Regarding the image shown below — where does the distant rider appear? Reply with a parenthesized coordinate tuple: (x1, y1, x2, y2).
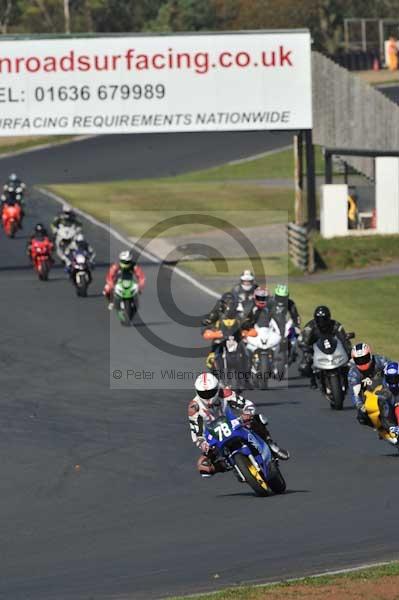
(3, 173, 26, 195)
(348, 342, 391, 428)
(201, 291, 238, 332)
(188, 372, 289, 477)
(201, 292, 241, 369)
(65, 233, 96, 269)
(231, 270, 259, 316)
(1, 184, 25, 226)
(299, 305, 351, 389)
(27, 223, 53, 261)
(103, 250, 145, 310)
(243, 287, 275, 328)
(51, 205, 82, 236)
(270, 284, 301, 328)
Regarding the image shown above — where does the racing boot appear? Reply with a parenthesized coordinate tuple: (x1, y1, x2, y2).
(252, 414, 290, 461)
(310, 373, 318, 389)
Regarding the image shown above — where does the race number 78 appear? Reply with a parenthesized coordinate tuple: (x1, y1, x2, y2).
(214, 422, 232, 441)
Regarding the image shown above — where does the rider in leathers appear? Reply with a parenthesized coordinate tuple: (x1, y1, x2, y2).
(299, 305, 351, 388)
(103, 250, 145, 309)
(188, 373, 289, 476)
(348, 342, 391, 430)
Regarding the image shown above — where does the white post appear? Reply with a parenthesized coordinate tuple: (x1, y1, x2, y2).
(320, 184, 348, 239)
(375, 157, 399, 233)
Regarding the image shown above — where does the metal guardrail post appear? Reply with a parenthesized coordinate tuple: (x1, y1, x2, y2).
(287, 222, 315, 273)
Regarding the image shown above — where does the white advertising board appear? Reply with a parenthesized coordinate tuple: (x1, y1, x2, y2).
(0, 31, 312, 135)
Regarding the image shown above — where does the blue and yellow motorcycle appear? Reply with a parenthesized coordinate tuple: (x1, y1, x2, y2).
(205, 407, 286, 497)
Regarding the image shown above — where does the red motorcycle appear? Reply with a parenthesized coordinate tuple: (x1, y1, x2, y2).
(30, 239, 53, 281)
(2, 202, 22, 238)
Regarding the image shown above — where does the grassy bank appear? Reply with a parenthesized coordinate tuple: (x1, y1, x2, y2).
(171, 562, 399, 600)
(0, 135, 78, 155)
(47, 180, 292, 238)
(173, 146, 324, 182)
(314, 233, 399, 270)
(290, 276, 398, 357)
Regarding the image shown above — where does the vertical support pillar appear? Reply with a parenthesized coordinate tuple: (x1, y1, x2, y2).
(305, 129, 317, 230)
(294, 132, 304, 225)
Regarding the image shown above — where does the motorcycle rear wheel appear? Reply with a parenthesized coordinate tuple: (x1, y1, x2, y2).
(234, 454, 269, 497)
(267, 460, 286, 494)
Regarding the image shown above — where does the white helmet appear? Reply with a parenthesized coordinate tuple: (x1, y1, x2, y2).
(195, 372, 220, 404)
(75, 233, 85, 243)
(240, 270, 255, 292)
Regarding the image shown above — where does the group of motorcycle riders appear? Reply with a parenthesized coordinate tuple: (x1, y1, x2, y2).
(2, 173, 145, 301)
(4, 173, 399, 481)
(191, 271, 399, 477)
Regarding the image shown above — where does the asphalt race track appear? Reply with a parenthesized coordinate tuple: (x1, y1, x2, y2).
(1, 135, 399, 600)
(0, 130, 292, 184)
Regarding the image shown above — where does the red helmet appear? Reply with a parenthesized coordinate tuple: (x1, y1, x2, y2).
(254, 286, 268, 309)
(351, 342, 373, 372)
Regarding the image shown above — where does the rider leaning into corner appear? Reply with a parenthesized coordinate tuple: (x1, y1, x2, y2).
(103, 249, 145, 310)
(299, 305, 351, 389)
(188, 372, 289, 477)
(348, 342, 392, 429)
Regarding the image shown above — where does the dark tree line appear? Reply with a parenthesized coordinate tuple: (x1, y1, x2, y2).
(1, 0, 398, 53)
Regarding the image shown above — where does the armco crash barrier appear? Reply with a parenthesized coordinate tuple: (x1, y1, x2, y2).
(287, 223, 315, 273)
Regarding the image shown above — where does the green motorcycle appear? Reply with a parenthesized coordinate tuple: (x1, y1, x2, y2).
(114, 273, 139, 326)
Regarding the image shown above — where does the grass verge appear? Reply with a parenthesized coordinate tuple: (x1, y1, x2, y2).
(290, 276, 398, 357)
(0, 135, 78, 155)
(314, 233, 399, 270)
(47, 181, 293, 238)
(170, 561, 399, 600)
(182, 256, 301, 279)
(172, 146, 324, 182)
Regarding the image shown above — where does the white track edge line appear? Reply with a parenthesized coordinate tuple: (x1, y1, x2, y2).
(38, 187, 220, 299)
(159, 559, 397, 600)
(226, 144, 292, 166)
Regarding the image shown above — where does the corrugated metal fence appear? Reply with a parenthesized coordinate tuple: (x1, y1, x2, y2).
(312, 51, 399, 179)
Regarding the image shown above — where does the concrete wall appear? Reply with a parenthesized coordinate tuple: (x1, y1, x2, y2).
(375, 157, 399, 233)
(320, 184, 348, 238)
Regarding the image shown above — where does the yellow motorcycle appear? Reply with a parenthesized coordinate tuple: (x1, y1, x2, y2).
(363, 386, 398, 447)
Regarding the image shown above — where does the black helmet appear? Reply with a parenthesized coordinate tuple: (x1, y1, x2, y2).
(34, 223, 47, 239)
(220, 292, 236, 314)
(314, 305, 331, 331)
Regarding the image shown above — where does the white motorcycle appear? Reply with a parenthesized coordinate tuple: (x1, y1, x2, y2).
(312, 333, 354, 410)
(245, 321, 281, 389)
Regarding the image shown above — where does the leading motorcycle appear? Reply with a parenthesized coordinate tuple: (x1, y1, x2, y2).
(204, 406, 286, 497)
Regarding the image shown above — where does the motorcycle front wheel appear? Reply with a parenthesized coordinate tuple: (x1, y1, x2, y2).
(326, 373, 345, 410)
